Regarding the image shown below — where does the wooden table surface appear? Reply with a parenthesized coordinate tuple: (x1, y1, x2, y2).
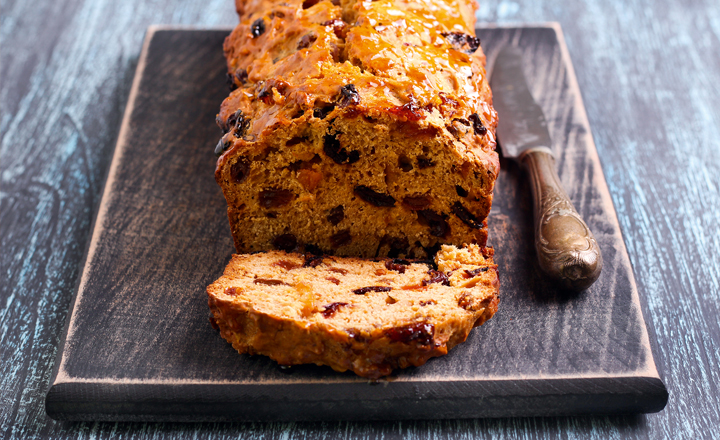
(1, 0, 718, 438)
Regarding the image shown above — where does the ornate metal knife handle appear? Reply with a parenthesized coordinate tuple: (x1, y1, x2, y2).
(520, 147, 603, 291)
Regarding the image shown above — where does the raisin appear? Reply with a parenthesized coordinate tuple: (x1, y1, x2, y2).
(388, 101, 425, 121)
(384, 259, 408, 274)
(402, 195, 432, 211)
(303, 254, 324, 268)
(273, 233, 297, 252)
(464, 267, 489, 278)
(423, 270, 450, 286)
(214, 138, 230, 156)
(354, 185, 396, 207)
(323, 133, 360, 164)
(417, 157, 434, 168)
(259, 189, 294, 208)
(330, 229, 352, 247)
(327, 205, 344, 225)
(417, 210, 450, 237)
(353, 286, 393, 295)
(326, 276, 341, 285)
(251, 19, 266, 38)
(468, 113, 487, 135)
(273, 259, 302, 270)
(452, 201, 483, 229)
(456, 185, 469, 197)
(226, 72, 237, 91)
(233, 111, 251, 138)
(302, 0, 320, 8)
(384, 322, 434, 345)
(297, 33, 317, 50)
(235, 69, 248, 85)
(328, 267, 349, 275)
(322, 19, 347, 38)
(313, 104, 335, 119)
(224, 287, 240, 296)
(419, 300, 436, 306)
(254, 278, 285, 286)
(230, 159, 250, 183)
(339, 84, 360, 107)
(441, 32, 480, 54)
(321, 302, 349, 318)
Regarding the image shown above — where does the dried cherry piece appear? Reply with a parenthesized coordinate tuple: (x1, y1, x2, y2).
(422, 270, 450, 286)
(402, 195, 432, 211)
(297, 33, 317, 50)
(384, 259, 408, 274)
(353, 286, 393, 295)
(327, 205, 344, 225)
(456, 185, 469, 197)
(452, 202, 483, 229)
(323, 133, 360, 164)
(251, 19, 266, 38)
(339, 84, 360, 107)
(384, 322, 434, 345)
(273, 233, 297, 252)
(468, 113, 487, 135)
(302, 0, 320, 8)
(464, 267, 489, 278)
(230, 159, 250, 183)
(417, 210, 450, 237)
(441, 32, 480, 54)
(303, 254, 324, 268)
(322, 19, 347, 38)
(321, 302, 349, 318)
(354, 185, 396, 207)
(330, 229, 352, 247)
(259, 189, 294, 208)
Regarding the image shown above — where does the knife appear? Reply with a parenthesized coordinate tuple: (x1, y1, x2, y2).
(490, 46, 602, 291)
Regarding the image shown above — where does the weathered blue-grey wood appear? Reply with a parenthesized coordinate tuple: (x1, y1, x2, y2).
(41, 25, 666, 422)
(2, 0, 719, 438)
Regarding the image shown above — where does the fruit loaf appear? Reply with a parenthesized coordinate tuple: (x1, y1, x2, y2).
(207, 244, 499, 378)
(214, 0, 499, 259)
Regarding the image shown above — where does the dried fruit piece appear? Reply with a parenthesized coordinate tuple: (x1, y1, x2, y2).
(464, 267, 489, 278)
(327, 205, 344, 225)
(328, 267, 349, 275)
(339, 84, 360, 107)
(387, 101, 425, 121)
(273, 234, 297, 252)
(313, 104, 335, 119)
(302, 0, 320, 8)
(273, 260, 301, 270)
(224, 287, 240, 296)
(321, 302, 349, 318)
(297, 33, 317, 50)
(423, 270, 450, 286)
(384, 322, 434, 345)
(323, 133, 360, 164)
(468, 113, 487, 135)
(353, 286, 393, 295)
(441, 32, 480, 54)
(322, 19, 347, 38)
(251, 19, 266, 38)
(455, 185, 469, 197)
(326, 276, 341, 285)
(402, 195, 432, 211)
(354, 185, 396, 207)
(303, 254, 324, 268)
(226, 73, 238, 91)
(452, 202, 483, 229)
(330, 229, 352, 247)
(254, 278, 286, 286)
(259, 189, 294, 208)
(417, 210, 450, 237)
(419, 300, 436, 306)
(384, 259, 408, 274)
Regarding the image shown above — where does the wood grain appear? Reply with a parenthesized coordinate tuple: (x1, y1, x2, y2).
(1, 0, 719, 438)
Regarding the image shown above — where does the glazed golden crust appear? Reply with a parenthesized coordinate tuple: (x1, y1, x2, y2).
(215, 0, 499, 258)
(207, 244, 499, 378)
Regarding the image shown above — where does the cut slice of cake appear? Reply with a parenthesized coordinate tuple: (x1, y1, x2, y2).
(207, 244, 499, 379)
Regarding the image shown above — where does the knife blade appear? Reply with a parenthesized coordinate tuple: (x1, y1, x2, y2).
(490, 46, 602, 291)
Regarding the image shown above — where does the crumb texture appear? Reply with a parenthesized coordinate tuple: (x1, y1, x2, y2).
(207, 244, 499, 378)
(215, 0, 499, 258)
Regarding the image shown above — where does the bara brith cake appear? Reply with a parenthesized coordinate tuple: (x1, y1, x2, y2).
(214, 0, 499, 259)
(207, 244, 499, 378)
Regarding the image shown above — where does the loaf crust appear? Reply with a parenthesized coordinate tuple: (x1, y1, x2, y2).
(207, 244, 499, 378)
(215, 0, 499, 259)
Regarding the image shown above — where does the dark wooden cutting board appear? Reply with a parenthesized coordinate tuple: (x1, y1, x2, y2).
(45, 24, 667, 422)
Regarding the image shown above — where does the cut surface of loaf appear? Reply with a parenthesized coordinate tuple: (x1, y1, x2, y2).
(207, 244, 499, 378)
(215, 0, 499, 259)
